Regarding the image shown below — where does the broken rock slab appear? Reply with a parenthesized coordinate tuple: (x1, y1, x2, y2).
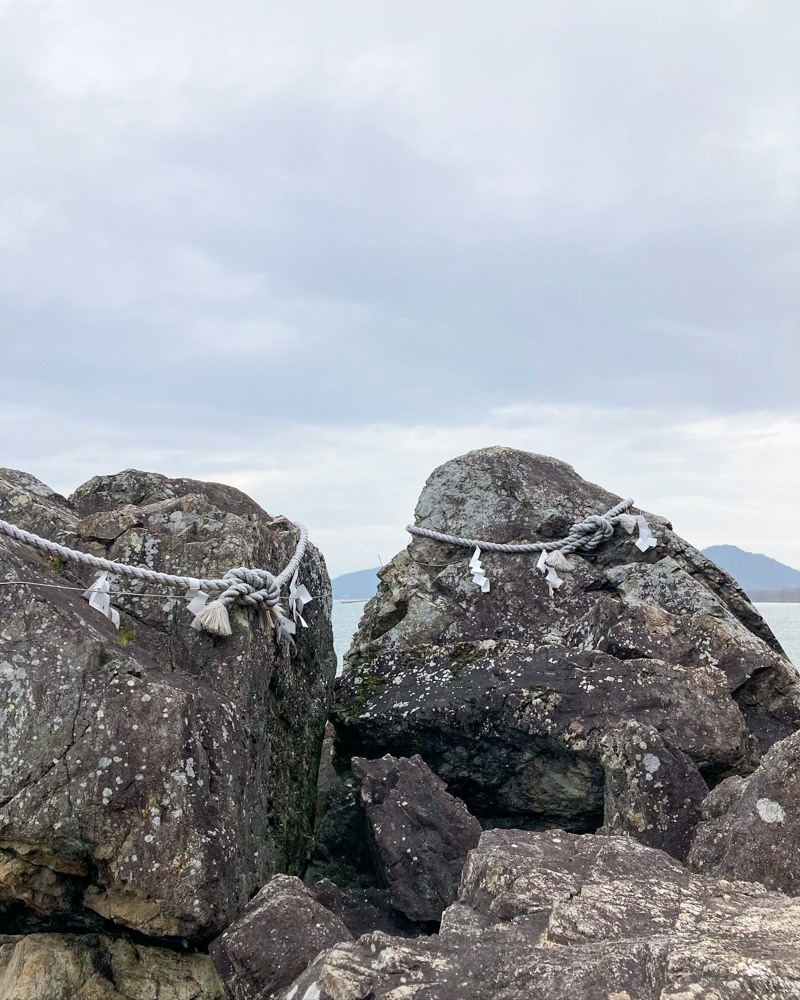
(689, 727, 800, 894)
(0, 469, 336, 941)
(281, 829, 800, 1000)
(351, 754, 482, 922)
(598, 720, 709, 861)
(0, 933, 224, 1000)
(334, 447, 797, 845)
(209, 874, 352, 1000)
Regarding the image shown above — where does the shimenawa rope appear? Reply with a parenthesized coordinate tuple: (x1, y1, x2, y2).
(406, 498, 658, 595)
(0, 516, 310, 638)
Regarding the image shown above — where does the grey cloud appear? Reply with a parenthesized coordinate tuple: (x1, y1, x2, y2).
(0, 0, 798, 571)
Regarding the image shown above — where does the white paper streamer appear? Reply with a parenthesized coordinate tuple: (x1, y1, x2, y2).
(468, 547, 491, 593)
(288, 569, 313, 627)
(634, 515, 658, 552)
(82, 572, 120, 629)
(536, 549, 549, 573)
(185, 578, 210, 630)
(546, 566, 564, 596)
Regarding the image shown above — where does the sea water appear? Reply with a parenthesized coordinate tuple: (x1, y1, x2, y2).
(756, 603, 800, 667)
(332, 600, 800, 673)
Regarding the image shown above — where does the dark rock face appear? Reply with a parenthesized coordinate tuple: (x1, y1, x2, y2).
(334, 448, 798, 844)
(305, 734, 377, 892)
(282, 829, 800, 1000)
(309, 879, 423, 939)
(0, 933, 224, 999)
(209, 874, 352, 1000)
(598, 720, 709, 861)
(689, 728, 800, 893)
(351, 754, 481, 922)
(0, 469, 336, 943)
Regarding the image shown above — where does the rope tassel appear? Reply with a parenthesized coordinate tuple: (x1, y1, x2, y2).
(191, 599, 232, 636)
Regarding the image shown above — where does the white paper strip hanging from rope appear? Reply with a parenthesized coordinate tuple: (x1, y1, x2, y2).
(82, 572, 120, 629)
(288, 569, 313, 627)
(468, 547, 490, 592)
(635, 516, 658, 551)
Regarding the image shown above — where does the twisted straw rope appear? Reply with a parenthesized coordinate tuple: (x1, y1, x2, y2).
(0, 516, 308, 613)
(406, 498, 635, 555)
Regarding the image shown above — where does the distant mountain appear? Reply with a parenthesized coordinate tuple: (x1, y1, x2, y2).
(702, 545, 800, 593)
(331, 567, 381, 599)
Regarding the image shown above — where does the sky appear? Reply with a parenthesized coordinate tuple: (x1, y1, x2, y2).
(1, 0, 799, 576)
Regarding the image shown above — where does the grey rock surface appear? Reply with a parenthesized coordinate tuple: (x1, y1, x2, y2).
(0, 469, 336, 941)
(598, 720, 708, 860)
(351, 754, 482, 922)
(334, 448, 798, 842)
(209, 874, 352, 1000)
(689, 728, 800, 893)
(0, 932, 224, 999)
(282, 829, 800, 1000)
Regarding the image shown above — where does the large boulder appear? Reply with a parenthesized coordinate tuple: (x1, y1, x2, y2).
(0, 469, 336, 941)
(351, 754, 481, 922)
(597, 720, 709, 861)
(209, 874, 352, 1000)
(283, 829, 800, 1000)
(334, 448, 798, 842)
(0, 933, 224, 999)
(689, 728, 800, 893)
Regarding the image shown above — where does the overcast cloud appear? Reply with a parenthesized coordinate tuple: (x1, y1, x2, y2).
(1, 0, 798, 574)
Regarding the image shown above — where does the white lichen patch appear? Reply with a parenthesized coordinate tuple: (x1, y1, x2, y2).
(643, 753, 661, 774)
(755, 798, 785, 824)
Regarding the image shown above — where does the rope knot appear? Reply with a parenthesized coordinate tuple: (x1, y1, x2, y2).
(567, 514, 615, 552)
(218, 567, 280, 610)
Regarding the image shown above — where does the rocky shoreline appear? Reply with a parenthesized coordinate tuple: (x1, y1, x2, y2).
(2, 449, 800, 998)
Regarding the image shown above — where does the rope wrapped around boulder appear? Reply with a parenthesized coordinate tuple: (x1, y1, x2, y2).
(406, 498, 657, 596)
(0, 516, 308, 638)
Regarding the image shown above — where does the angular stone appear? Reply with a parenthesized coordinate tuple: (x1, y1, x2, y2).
(336, 639, 753, 830)
(282, 829, 800, 1000)
(309, 879, 424, 939)
(0, 469, 336, 940)
(0, 933, 224, 999)
(305, 733, 377, 890)
(209, 875, 352, 1000)
(351, 754, 482, 922)
(689, 728, 800, 894)
(334, 448, 797, 845)
(598, 720, 708, 860)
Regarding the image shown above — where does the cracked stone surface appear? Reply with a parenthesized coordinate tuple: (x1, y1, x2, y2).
(351, 754, 481, 922)
(334, 447, 798, 845)
(209, 874, 352, 1000)
(0, 468, 336, 942)
(0, 932, 224, 999)
(689, 728, 800, 894)
(281, 829, 800, 1000)
(598, 720, 709, 861)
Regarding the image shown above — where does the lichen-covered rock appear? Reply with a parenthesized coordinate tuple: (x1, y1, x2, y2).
(334, 448, 797, 841)
(598, 720, 708, 860)
(0, 469, 336, 941)
(0, 932, 224, 999)
(281, 829, 800, 1000)
(351, 754, 481, 922)
(688, 728, 800, 893)
(209, 874, 352, 1000)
